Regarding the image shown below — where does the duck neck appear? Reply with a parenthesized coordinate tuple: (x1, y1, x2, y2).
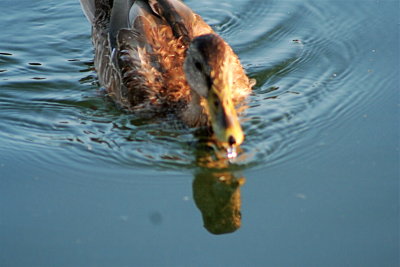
(180, 89, 209, 127)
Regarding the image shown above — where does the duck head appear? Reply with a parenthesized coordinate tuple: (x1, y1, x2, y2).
(184, 34, 244, 150)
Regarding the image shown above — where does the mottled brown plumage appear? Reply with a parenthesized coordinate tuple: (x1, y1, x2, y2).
(80, 0, 254, 147)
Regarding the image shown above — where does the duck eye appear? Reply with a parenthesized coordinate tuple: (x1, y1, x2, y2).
(194, 61, 203, 72)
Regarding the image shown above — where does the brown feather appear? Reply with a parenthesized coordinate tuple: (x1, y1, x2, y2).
(88, 0, 253, 124)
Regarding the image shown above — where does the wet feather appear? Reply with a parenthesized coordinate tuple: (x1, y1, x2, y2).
(81, 0, 253, 126)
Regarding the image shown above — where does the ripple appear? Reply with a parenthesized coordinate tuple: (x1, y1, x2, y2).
(210, 0, 397, 168)
(0, 0, 396, 175)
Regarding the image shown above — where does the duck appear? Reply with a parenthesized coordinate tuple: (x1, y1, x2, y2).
(80, 0, 254, 150)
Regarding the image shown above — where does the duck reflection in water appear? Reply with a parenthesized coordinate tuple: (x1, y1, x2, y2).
(193, 168, 245, 235)
(192, 146, 246, 235)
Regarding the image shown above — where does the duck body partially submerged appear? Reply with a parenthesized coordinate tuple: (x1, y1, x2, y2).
(80, 0, 253, 148)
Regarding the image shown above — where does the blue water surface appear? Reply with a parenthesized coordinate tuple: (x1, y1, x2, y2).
(0, 0, 398, 266)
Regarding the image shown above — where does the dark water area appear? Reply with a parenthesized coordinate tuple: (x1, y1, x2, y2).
(0, 0, 398, 266)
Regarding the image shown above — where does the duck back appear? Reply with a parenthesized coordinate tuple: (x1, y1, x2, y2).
(80, 0, 252, 121)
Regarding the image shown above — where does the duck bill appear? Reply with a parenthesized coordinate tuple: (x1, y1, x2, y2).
(207, 88, 244, 148)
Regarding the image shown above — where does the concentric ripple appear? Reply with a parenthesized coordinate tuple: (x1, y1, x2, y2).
(0, 0, 397, 175)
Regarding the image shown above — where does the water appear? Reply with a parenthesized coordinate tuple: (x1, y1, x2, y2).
(0, 0, 398, 266)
